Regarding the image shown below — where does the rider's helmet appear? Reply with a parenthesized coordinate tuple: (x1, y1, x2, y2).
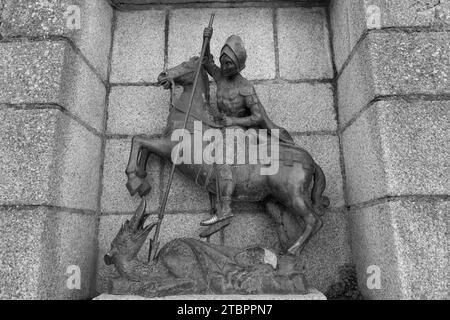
(220, 35, 247, 72)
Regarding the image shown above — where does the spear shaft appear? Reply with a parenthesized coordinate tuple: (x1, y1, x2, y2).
(148, 13, 216, 262)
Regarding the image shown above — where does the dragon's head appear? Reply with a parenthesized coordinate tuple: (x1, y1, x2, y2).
(104, 199, 156, 267)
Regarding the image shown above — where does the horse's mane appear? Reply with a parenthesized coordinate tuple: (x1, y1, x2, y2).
(185, 56, 211, 107)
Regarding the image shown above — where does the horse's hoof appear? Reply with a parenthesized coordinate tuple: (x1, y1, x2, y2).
(137, 179, 152, 197)
(126, 174, 142, 196)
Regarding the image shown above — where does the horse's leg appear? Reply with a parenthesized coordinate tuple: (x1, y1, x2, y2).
(125, 137, 145, 196)
(286, 192, 318, 256)
(136, 148, 150, 178)
(133, 147, 158, 196)
(265, 201, 302, 253)
(126, 136, 173, 196)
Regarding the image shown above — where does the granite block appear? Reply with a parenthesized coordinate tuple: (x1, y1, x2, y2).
(0, 0, 113, 79)
(0, 108, 101, 211)
(330, 0, 368, 72)
(255, 82, 336, 133)
(278, 7, 333, 80)
(110, 10, 165, 83)
(343, 100, 450, 205)
(350, 199, 449, 299)
(169, 8, 275, 80)
(0, 40, 107, 132)
(107, 86, 169, 136)
(338, 32, 450, 127)
(0, 207, 97, 300)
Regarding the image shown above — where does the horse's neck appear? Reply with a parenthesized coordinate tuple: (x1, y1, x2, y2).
(171, 82, 208, 119)
(181, 83, 207, 105)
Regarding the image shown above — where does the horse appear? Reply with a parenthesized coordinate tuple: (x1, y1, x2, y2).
(124, 56, 330, 255)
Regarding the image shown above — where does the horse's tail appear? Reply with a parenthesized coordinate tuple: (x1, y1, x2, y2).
(311, 162, 330, 216)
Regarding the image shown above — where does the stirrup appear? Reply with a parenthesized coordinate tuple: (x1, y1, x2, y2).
(200, 213, 234, 226)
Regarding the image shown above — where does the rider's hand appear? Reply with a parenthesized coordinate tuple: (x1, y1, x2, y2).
(203, 27, 213, 39)
(223, 116, 234, 127)
(162, 81, 172, 90)
(202, 54, 211, 65)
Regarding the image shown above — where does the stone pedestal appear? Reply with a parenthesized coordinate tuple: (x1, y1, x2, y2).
(94, 289, 326, 300)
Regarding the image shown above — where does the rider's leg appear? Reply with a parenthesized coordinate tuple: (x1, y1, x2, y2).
(208, 192, 217, 216)
(204, 192, 218, 239)
(200, 165, 234, 226)
(218, 165, 235, 218)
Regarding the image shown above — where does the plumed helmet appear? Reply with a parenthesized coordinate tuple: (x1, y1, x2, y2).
(220, 35, 247, 72)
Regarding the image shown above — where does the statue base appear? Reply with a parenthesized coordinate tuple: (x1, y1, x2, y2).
(94, 289, 326, 300)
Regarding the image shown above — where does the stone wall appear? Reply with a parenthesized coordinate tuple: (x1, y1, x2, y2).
(96, 3, 352, 295)
(1, 0, 351, 299)
(330, 0, 449, 300)
(3, 0, 447, 300)
(0, 0, 112, 299)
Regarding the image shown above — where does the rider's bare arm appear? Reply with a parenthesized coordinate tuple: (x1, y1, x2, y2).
(228, 88, 264, 127)
(229, 105, 263, 127)
(203, 45, 222, 81)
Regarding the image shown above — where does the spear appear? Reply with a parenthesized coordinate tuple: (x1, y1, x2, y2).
(148, 13, 216, 262)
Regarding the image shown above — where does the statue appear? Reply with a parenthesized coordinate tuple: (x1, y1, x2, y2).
(125, 49, 329, 252)
(105, 15, 329, 297)
(126, 17, 329, 257)
(106, 14, 331, 297)
(104, 199, 309, 297)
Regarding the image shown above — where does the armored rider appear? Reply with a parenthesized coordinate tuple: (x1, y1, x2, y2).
(200, 27, 294, 226)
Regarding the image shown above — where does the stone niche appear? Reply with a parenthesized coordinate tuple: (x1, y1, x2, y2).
(96, 0, 350, 299)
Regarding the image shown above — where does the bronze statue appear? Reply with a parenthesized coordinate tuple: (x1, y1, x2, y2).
(105, 15, 332, 297)
(104, 199, 309, 297)
(125, 55, 329, 256)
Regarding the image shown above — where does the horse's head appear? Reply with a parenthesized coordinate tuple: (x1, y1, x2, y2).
(104, 199, 156, 267)
(157, 56, 208, 89)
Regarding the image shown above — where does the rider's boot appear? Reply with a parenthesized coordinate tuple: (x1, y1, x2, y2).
(220, 196, 234, 219)
(200, 196, 234, 226)
(200, 166, 234, 226)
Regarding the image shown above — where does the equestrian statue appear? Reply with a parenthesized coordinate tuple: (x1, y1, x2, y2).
(104, 13, 331, 298)
(123, 15, 330, 259)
